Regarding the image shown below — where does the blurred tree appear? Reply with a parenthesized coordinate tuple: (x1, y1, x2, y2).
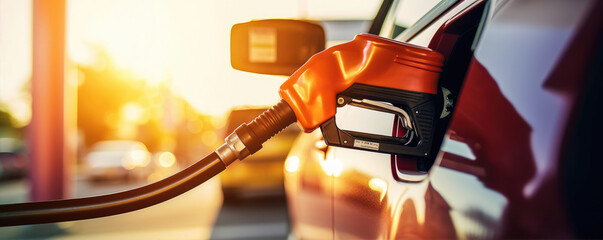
(137, 118, 166, 152)
(77, 48, 148, 147)
(0, 108, 12, 128)
(173, 99, 211, 165)
(0, 107, 22, 139)
(76, 47, 217, 160)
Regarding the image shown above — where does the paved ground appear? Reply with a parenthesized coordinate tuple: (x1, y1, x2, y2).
(0, 176, 290, 240)
(211, 195, 290, 240)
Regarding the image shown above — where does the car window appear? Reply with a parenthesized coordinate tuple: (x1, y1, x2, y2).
(395, 0, 442, 37)
(379, 0, 457, 41)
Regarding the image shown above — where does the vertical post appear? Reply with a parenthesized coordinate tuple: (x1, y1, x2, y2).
(29, 0, 71, 201)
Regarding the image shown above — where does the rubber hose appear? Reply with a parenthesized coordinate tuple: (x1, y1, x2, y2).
(0, 100, 297, 227)
(0, 152, 225, 226)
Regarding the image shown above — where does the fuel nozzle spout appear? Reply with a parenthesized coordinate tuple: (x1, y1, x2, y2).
(216, 100, 297, 166)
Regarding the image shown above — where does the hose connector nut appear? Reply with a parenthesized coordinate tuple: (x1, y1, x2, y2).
(216, 100, 296, 166)
(225, 132, 250, 159)
(216, 123, 261, 166)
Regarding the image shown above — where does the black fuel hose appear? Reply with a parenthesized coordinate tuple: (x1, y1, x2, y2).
(0, 100, 296, 227)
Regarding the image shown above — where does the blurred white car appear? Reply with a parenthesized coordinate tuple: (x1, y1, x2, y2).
(84, 140, 151, 181)
(0, 137, 27, 180)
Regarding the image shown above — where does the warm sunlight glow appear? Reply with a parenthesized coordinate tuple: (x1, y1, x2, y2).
(67, 0, 289, 115)
(0, 0, 32, 127)
(122, 159, 136, 170)
(66, 0, 381, 116)
(285, 156, 300, 173)
(158, 152, 176, 168)
(69, 0, 178, 85)
(202, 131, 218, 147)
(130, 149, 150, 167)
(368, 178, 388, 202)
(122, 103, 144, 123)
(320, 157, 343, 177)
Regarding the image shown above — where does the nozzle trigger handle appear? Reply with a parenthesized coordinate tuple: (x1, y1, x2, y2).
(319, 83, 438, 157)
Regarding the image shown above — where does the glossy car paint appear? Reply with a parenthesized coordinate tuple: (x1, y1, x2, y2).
(444, 0, 599, 237)
(284, 0, 602, 238)
(285, 130, 333, 237)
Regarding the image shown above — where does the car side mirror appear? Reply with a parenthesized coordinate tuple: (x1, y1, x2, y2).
(230, 19, 326, 76)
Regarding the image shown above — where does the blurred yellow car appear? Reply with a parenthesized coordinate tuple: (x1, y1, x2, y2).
(220, 107, 300, 200)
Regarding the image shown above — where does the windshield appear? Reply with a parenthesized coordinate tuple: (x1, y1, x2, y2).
(378, 0, 452, 41)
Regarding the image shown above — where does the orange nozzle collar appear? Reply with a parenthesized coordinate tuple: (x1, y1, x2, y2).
(279, 34, 444, 132)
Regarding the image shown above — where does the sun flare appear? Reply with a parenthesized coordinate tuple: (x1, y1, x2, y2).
(66, 0, 381, 115)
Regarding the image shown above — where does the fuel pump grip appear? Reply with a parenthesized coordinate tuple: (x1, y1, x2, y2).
(0, 34, 444, 226)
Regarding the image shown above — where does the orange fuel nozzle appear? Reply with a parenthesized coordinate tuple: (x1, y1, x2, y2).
(279, 34, 444, 133)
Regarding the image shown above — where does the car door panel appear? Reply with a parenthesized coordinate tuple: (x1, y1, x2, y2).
(285, 130, 334, 238)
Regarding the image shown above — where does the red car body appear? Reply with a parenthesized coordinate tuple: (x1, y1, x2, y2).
(284, 0, 603, 238)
